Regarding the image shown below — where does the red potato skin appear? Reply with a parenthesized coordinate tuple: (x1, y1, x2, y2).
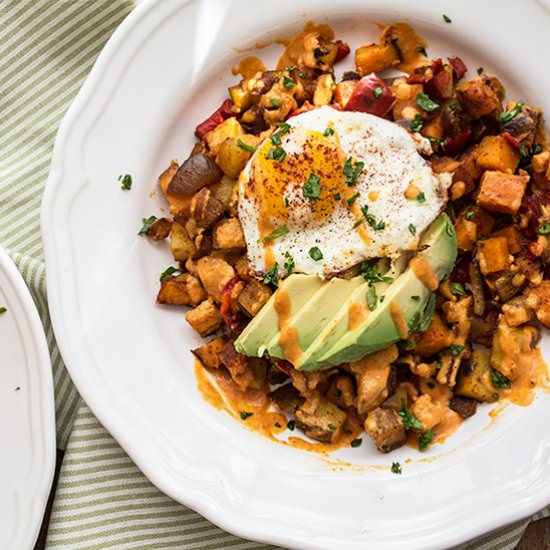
(448, 57, 467, 80)
(443, 128, 472, 155)
(343, 73, 395, 117)
(195, 99, 235, 140)
(425, 66, 453, 98)
(334, 40, 351, 62)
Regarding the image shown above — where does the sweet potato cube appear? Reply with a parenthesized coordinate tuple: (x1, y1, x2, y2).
(475, 135, 520, 173)
(158, 160, 193, 214)
(170, 222, 196, 261)
(455, 218, 477, 253)
(492, 225, 522, 254)
(196, 256, 235, 302)
(355, 43, 399, 75)
(477, 171, 529, 215)
(192, 337, 227, 369)
(213, 218, 246, 250)
(157, 278, 190, 306)
(414, 313, 454, 356)
(204, 117, 243, 156)
(333, 80, 357, 109)
(185, 299, 222, 336)
(477, 237, 510, 275)
(238, 279, 273, 317)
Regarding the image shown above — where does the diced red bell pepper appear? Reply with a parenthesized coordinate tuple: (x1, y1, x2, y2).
(344, 73, 395, 117)
(452, 254, 472, 284)
(501, 131, 521, 151)
(194, 99, 235, 140)
(431, 58, 444, 75)
(448, 56, 467, 80)
(220, 276, 244, 332)
(442, 128, 472, 155)
(407, 72, 428, 84)
(334, 40, 351, 62)
(288, 100, 316, 118)
(424, 65, 454, 99)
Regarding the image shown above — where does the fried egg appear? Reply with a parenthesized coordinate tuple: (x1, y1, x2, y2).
(238, 105, 451, 277)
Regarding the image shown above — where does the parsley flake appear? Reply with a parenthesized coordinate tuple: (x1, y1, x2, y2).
(537, 224, 550, 235)
(408, 223, 416, 236)
(449, 344, 465, 356)
(266, 147, 286, 162)
(450, 282, 467, 296)
(303, 173, 321, 204)
(258, 225, 290, 243)
(347, 192, 360, 206)
(399, 399, 424, 430)
(415, 45, 428, 56)
(477, 67, 484, 75)
(343, 157, 365, 186)
(367, 284, 378, 311)
(350, 438, 362, 448)
(333, 192, 341, 200)
(0, 306, 6, 314)
(283, 251, 295, 275)
(491, 369, 511, 389)
(283, 75, 295, 89)
(373, 86, 383, 98)
(499, 101, 524, 125)
(361, 204, 385, 230)
(442, 14, 452, 23)
(411, 295, 420, 301)
(411, 113, 423, 132)
(118, 174, 132, 190)
(309, 246, 323, 261)
(138, 215, 157, 235)
(416, 191, 426, 203)
(416, 92, 440, 112)
(323, 127, 335, 136)
(287, 419, 296, 431)
(237, 138, 256, 152)
(361, 261, 393, 284)
(263, 263, 280, 287)
(159, 266, 180, 282)
(240, 411, 254, 420)
(465, 210, 475, 220)
(419, 429, 435, 451)
(391, 462, 402, 474)
(269, 98, 281, 107)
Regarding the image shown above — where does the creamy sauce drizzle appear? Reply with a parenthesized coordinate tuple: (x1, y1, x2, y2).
(231, 56, 266, 79)
(410, 256, 439, 291)
(348, 302, 369, 330)
(274, 289, 302, 364)
(390, 301, 409, 339)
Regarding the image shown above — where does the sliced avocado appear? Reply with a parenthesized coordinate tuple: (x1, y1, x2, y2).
(308, 214, 457, 370)
(234, 274, 323, 357)
(266, 276, 365, 360)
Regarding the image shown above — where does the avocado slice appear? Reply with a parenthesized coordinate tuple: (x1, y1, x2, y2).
(266, 275, 365, 360)
(234, 274, 323, 357)
(308, 214, 457, 370)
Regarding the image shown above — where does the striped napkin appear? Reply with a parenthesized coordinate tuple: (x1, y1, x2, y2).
(0, 1, 547, 548)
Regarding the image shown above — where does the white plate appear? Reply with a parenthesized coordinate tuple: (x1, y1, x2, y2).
(42, 1, 550, 549)
(0, 245, 55, 550)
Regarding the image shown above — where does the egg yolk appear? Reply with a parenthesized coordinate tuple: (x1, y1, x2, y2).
(248, 129, 349, 239)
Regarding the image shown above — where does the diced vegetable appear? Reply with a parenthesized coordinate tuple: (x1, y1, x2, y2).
(343, 73, 395, 117)
(477, 237, 510, 275)
(204, 117, 244, 156)
(185, 299, 222, 336)
(354, 43, 399, 76)
(192, 337, 227, 369)
(455, 349, 496, 402)
(170, 222, 196, 261)
(475, 135, 521, 173)
(168, 150, 222, 196)
(195, 99, 235, 140)
(476, 171, 529, 215)
(414, 313, 454, 356)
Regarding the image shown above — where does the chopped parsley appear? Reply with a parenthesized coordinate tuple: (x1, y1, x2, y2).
(237, 138, 256, 152)
(269, 97, 281, 107)
(266, 147, 286, 162)
(352, 219, 364, 229)
(411, 113, 423, 132)
(263, 263, 280, 287)
(258, 225, 289, 243)
(491, 368, 511, 389)
(380, 295, 385, 303)
(465, 210, 476, 220)
(477, 67, 484, 75)
(284, 65, 296, 71)
(298, 71, 308, 77)
(427, 380, 436, 389)
(448, 101, 459, 111)
(303, 173, 321, 204)
(283, 75, 295, 89)
(499, 101, 524, 125)
(419, 429, 435, 451)
(138, 215, 157, 235)
(287, 419, 296, 431)
(284, 197, 289, 208)
(270, 122, 291, 145)
(416, 191, 426, 203)
(532, 143, 543, 155)
(118, 174, 132, 190)
(333, 192, 341, 200)
(373, 86, 383, 98)
(492, 392, 500, 401)
(343, 157, 365, 186)
(283, 251, 295, 275)
(0, 306, 6, 314)
(323, 127, 335, 136)
(399, 399, 424, 430)
(367, 284, 378, 311)
(328, 423, 337, 431)
(309, 246, 323, 261)
(416, 92, 440, 112)
(415, 45, 428, 56)
(361, 260, 393, 284)
(391, 461, 402, 474)
(449, 344, 465, 356)
(159, 266, 180, 282)
(347, 192, 360, 206)
(361, 204, 385, 230)
(536, 223, 550, 235)
(275, 422, 282, 428)
(398, 339, 416, 351)
(350, 438, 362, 448)
(240, 411, 254, 420)
(411, 295, 420, 301)
(450, 282, 467, 296)
(408, 223, 416, 236)
(442, 14, 452, 23)
(520, 142, 529, 158)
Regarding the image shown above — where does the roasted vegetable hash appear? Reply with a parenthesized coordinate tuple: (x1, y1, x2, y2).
(143, 22, 549, 455)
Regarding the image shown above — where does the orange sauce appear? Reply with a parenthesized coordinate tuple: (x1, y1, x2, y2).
(348, 302, 369, 330)
(231, 55, 266, 79)
(264, 247, 276, 270)
(390, 301, 408, 339)
(410, 256, 439, 291)
(277, 22, 335, 70)
(274, 289, 302, 364)
(378, 22, 427, 73)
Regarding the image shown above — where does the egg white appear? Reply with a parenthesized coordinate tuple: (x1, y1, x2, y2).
(238, 106, 451, 277)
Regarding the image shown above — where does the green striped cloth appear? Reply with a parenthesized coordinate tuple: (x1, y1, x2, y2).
(0, 1, 547, 548)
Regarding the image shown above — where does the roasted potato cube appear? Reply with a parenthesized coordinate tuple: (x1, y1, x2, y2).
(190, 187, 225, 229)
(192, 336, 227, 369)
(237, 278, 272, 316)
(355, 43, 399, 76)
(296, 398, 347, 443)
(526, 281, 550, 328)
(159, 161, 192, 214)
(170, 221, 196, 261)
(205, 117, 244, 156)
(193, 233, 213, 259)
(455, 349, 496, 402)
(183, 273, 207, 305)
(449, 396, 477, 419)
(477, 237, 510, 275)
(414, 313, 454, 356)
(313, 73, 335, 106)
(326, 374, 356, 410)
(475, 135, 520, 173)
(454, 218, 477, 253)
(219, 340, 266, 390)
(410, 394, 445, 432)
(456, 77, 501, 118)
(269, 383, 304, 414)
(234, 255, 251, 280)
(168, 150, 222, 196)
(491, 225, 522, 254)
(333, 80, 357, 109)
(215, 136, 257, 178)
(476, 170, 529, 215)
(185, 299, 222, 336)
(210, 176, 236, 211)
(157, 277, 190, 306)
(391, 78, 423, 121)
(145, 217, 171, 241)
(364, 407, 406, 453)
(196, 256, 235, 302)
(213, 218, 246, 250)
(502, 295, 534, 327)
(228, 83, 254, 113)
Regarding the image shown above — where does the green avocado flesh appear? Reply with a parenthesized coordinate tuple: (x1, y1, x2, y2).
(234, 214, 457, 371)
